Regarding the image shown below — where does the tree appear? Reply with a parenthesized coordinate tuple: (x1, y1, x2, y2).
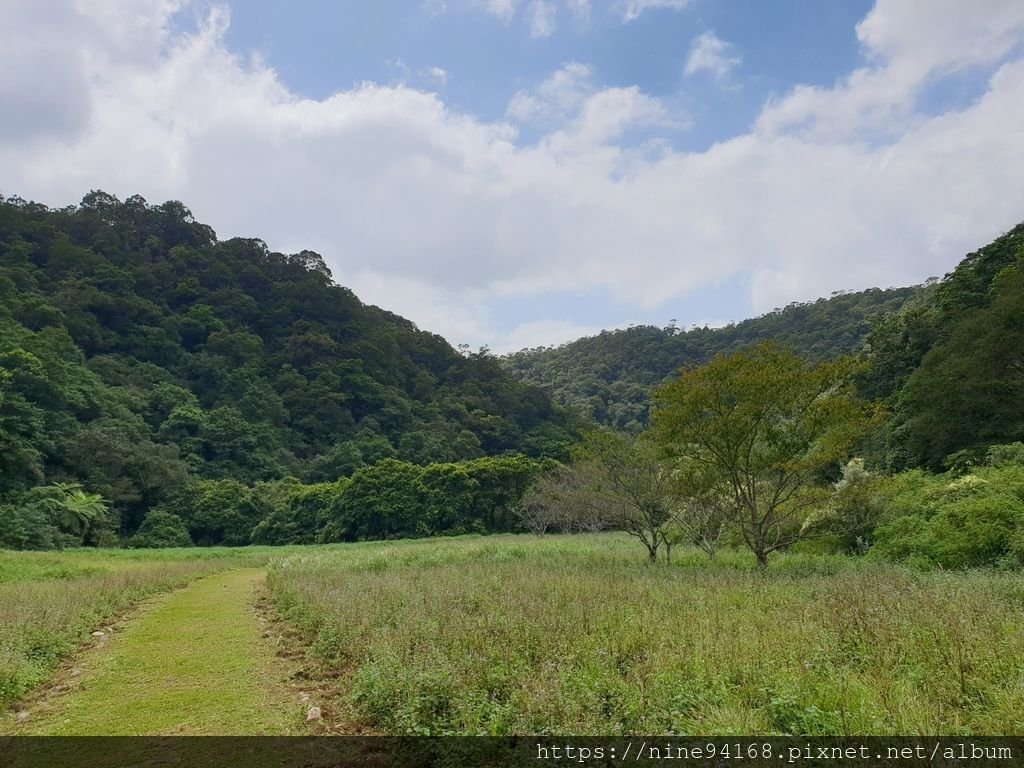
(130, 510, 192, 548)
(415, 463, 478, 535)
(663, 456, 732, 560)
(894, 265, 1024, 470)
(518, 463, 610, 535)
(652, 343, 873, 568)
(829, 458, 884, 554)
(319, 459, 425, 542)
(561, 432, 677, 563)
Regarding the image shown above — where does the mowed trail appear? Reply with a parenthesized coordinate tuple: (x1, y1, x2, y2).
(18, 568, 301, 735)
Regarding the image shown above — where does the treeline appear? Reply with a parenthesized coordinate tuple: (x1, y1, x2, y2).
(0, 192, 577, 547)
(0, 454, 549, 549)
(502, 286, 922, 431)
(858, 222, 1024, 471)
(513, 220, 1024, 570)
(522, 344, 1024, 571)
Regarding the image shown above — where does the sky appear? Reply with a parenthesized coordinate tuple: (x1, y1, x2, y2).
(1, 1, 1023, 353)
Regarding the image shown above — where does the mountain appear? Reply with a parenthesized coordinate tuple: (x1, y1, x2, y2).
(0, 192, 576, 533)
(502, 285, 923, 431)
(862, 222, 1024, 470)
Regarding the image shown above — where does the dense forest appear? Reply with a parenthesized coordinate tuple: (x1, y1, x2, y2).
(502, 285, 923, 431)
(858, 222, 1024, 471)
(2, 189, 1022, 559)
(0, 192, 576, 547)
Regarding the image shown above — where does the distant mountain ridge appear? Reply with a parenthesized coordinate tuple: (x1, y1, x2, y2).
(502, 285, 925, 431)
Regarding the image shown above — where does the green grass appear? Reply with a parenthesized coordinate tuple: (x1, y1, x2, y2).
(0, 545, 299, 707)
(13, 568, 301, 735)
(268, 534, 1024, 735)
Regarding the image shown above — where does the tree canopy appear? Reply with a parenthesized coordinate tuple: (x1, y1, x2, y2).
(0, 191, 577, 542)
(652, 343, 874, 567)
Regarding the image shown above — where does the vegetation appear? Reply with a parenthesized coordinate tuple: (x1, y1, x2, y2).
(12, 569, 302, 735)
(502, 286, 921, 431)
(868, 445, 1024, 569)
(0, 192, 575, 548)
(0, 547, 263, 705)
(269, 534, 1024, 735)
(652, 344, 874, 568)
(861, 223, 1024, 471)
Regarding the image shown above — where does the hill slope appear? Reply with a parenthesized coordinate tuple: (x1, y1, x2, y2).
(502, 285, 923, 430)
(861, 221, 1024, 469)
(0, 192, 575, 533)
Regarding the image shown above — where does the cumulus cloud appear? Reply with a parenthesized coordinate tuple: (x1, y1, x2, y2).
(506, 62, 674, 145)
(506, 62, 594, 123)
(757, 0, 1024, 139)
(1, 0, 1023, 352)
(476, 0, 519, 23)
(684, 32, 741, 80)
(441, 0, 687, 32)
(565, 0, 590, 22)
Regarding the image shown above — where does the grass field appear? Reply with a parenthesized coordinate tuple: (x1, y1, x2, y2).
(267, 534, 1024, 735)
(14, 568, 303, 735)
(2, 535, 1023, 736)
(0, 546, 280, 708)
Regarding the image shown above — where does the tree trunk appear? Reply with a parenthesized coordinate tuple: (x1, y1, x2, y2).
(755, 549, 769, 570)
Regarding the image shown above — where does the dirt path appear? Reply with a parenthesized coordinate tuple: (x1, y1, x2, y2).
(13, 568, 304, 735)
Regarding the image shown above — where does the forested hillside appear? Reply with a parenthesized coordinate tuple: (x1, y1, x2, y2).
(0, 192, 576, 542)
(502, 286, 923, 431)
(861, 222, 1024, 470)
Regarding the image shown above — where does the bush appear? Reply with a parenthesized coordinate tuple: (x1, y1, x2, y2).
(871, 463, 1024, 568)
(0, 503, 59, 550)
(129, 510, 193, 548)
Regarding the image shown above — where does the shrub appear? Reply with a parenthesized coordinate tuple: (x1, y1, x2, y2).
(129, 510, 193, 548)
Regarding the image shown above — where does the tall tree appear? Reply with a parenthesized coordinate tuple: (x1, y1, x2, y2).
(652, 343, 874, 568)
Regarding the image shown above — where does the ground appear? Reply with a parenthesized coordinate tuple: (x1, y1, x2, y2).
(6, 568, 305, 735)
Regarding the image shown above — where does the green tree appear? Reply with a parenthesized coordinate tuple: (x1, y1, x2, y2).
(130, 510, 193, 548)
(319, 459, 425, 542)
(652, 343, 873, 568)
(895, 266, 1024, 470)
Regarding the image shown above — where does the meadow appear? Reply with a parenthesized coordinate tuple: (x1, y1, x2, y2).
(267, 534, 1024, 735)
(2, 535, 1023, 736)
(0, 546, 280, 706)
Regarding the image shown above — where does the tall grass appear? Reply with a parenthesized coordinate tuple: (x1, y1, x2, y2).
(268, 534, 1024, 735)
(0, 546, 274, 706)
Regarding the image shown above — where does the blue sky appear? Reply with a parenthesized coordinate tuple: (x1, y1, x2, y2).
(220, 2, 870, 135)
(2, 0, 1024, 351)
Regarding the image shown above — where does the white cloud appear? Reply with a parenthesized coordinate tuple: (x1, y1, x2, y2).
(506, 62, 594, 123)
(1, 0, 1024, 352)
(421, 66, 449, 86)
(476, 0, 519, 23)
(565, 0, 590, 22)
(617, 0, 693, 22)
(439, 0, 685, 31)
(684, 32, 741, 80)
(507, 62, 674, 143)
(757, 0, 1024, 139)
(526, 0, 557, 38)
(499, 319, 609, 352)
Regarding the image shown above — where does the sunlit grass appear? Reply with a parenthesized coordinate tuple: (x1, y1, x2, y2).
(268, 533, 1024, 735)
(0, 545, 298, 706)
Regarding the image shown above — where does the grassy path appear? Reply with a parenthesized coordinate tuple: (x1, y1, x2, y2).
(15, 568, 302, 735)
